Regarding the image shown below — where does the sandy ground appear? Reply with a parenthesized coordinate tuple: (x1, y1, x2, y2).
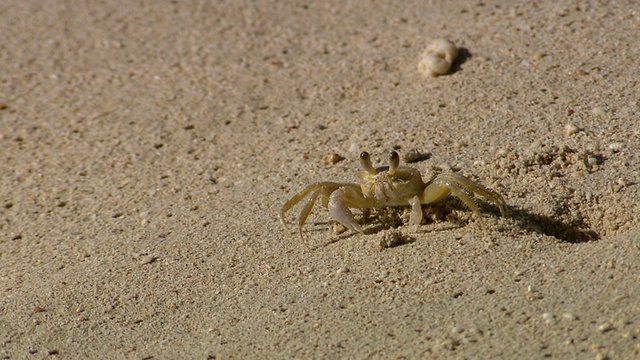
(1, 0, 640, 358)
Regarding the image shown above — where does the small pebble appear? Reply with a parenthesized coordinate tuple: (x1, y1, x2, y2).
(597, 322, 613, 332)
(592, 107, 606, 116)
(438, 337, 460, 350)
(322, 153, 343, 166)
(461, 232, 475, 242)
(141, 254, 157, 265)
(564, 123, 579, 136)
(332, 223, 348, 235)
(532, 52, 546, 60)
(336, 267, 349, 274)
(404, 149, 430, 163)
(513, 270, 524, 277)
(617, 177, 628, 187)
(439, 162, 452, 171)
(379, 230, 412, 250)
(542, 312, 555, 325)
(607, 142, 625, 152)
(496, 148, 510, 157)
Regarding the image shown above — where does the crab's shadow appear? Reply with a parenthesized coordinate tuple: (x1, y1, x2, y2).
(307, 196, 600, 248)
(507, 205, 599, 243)
(310, 208, 467, 249)
(416, 200, 601, 243)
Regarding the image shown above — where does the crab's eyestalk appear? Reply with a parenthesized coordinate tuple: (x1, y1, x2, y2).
(360, 152, 377, 174)
(389, 151, 400, 173)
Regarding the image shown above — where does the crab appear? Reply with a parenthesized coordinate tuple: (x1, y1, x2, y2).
(279, 151, 508, 236)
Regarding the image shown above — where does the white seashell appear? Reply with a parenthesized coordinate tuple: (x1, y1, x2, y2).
(608, 142, 625, 152)
(417, 39, 459, 77)
(418, 54, 451, 76)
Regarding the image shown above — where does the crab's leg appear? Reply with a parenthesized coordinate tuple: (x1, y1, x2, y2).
(420, 173, 508, 219)
(328, 185, 373, 234)
(296, 189, 322, 238)
(279, 182, 346, 227)
(295, 185, 340, 237)
(443, 173, 508, 217)
(420, 176, 481, 219)
(408, 195, 423, 227)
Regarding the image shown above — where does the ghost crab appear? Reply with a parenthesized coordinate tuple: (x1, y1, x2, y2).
(279, 151, 508, 236)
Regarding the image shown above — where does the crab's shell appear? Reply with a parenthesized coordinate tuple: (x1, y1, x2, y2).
(357, 167, 425, 206)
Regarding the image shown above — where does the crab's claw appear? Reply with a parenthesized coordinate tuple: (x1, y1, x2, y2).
(328, 187, 365, 234)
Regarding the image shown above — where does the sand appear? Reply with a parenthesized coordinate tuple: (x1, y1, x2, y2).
(1, 0, 639, 358)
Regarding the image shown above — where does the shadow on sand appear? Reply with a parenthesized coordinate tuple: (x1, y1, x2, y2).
(507, 206, 600, 243)
(307, 201, 600, 248)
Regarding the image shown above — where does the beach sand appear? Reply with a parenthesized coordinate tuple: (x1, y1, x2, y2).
(1, 1, 639, 358)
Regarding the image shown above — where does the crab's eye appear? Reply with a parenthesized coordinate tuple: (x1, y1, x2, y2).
(389, 151, 400, 172)
(360, 151, 377, 174)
